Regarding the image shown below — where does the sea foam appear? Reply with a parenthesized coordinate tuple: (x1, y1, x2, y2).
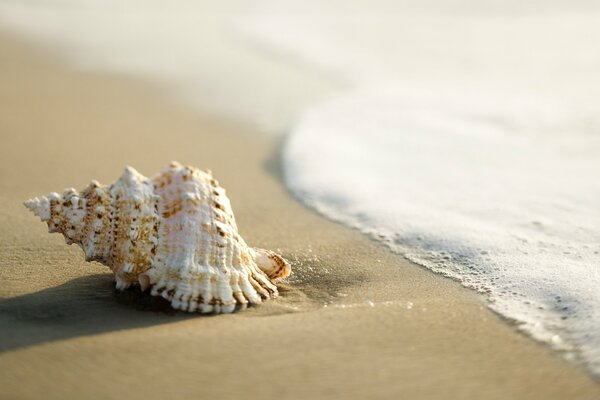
(284, 86, 600, 372)
(240, 3, 600, 374)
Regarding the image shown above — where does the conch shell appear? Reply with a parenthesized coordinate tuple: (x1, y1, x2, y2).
(24, 162, 291, 314)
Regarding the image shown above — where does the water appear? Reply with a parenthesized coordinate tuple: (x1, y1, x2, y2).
(282, 86, 600, 370)
(240, 1, 600, 374)
(1, 0, 600, 376)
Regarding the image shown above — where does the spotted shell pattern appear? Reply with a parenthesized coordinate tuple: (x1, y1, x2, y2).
(24, 162, 291, 314)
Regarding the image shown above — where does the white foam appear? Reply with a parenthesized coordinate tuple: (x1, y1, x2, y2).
(241, 2, 600, 375)
(285, 87, 600, 366)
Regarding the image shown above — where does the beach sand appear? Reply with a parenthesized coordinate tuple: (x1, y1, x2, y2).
(0, 31, 599, 399)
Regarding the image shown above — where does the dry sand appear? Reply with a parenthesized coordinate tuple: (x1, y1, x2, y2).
(0, 31, 599, 400)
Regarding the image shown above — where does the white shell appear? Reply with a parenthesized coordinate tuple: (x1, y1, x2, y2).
(24, 162, 291, 314)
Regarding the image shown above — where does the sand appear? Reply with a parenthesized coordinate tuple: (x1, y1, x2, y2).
(0, 31, 599, 400)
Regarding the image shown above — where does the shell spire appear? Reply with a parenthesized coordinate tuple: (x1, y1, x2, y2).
(24, 163, 291, 314)
(24, 196, 52, 221)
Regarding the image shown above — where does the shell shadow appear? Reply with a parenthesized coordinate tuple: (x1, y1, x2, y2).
(0, 273, 194, 354)
(0, 263, 350, 353)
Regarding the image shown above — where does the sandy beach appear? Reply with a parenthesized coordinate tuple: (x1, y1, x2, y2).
(1, 31, 599, 400)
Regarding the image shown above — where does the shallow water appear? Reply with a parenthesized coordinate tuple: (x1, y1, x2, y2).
(240, 1, 600, 375)
(282, 86, 600, 372)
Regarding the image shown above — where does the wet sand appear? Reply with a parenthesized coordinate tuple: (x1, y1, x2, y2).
(0, 32, 599, 400)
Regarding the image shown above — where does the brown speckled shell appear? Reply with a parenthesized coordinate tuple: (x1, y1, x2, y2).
(24, 162, 291, 314)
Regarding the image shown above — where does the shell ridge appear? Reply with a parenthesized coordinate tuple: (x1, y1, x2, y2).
(208, 175, 230, 312)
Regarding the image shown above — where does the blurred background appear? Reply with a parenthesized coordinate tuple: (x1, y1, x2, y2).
(1, 0, 599, 383)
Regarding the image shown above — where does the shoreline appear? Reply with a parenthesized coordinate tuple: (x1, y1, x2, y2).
(1, 31, 599, 399)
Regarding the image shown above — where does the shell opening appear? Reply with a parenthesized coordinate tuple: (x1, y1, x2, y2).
(252, 248, 291, 281)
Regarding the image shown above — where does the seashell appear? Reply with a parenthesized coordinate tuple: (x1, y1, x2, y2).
(24, 162, 291, 314)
